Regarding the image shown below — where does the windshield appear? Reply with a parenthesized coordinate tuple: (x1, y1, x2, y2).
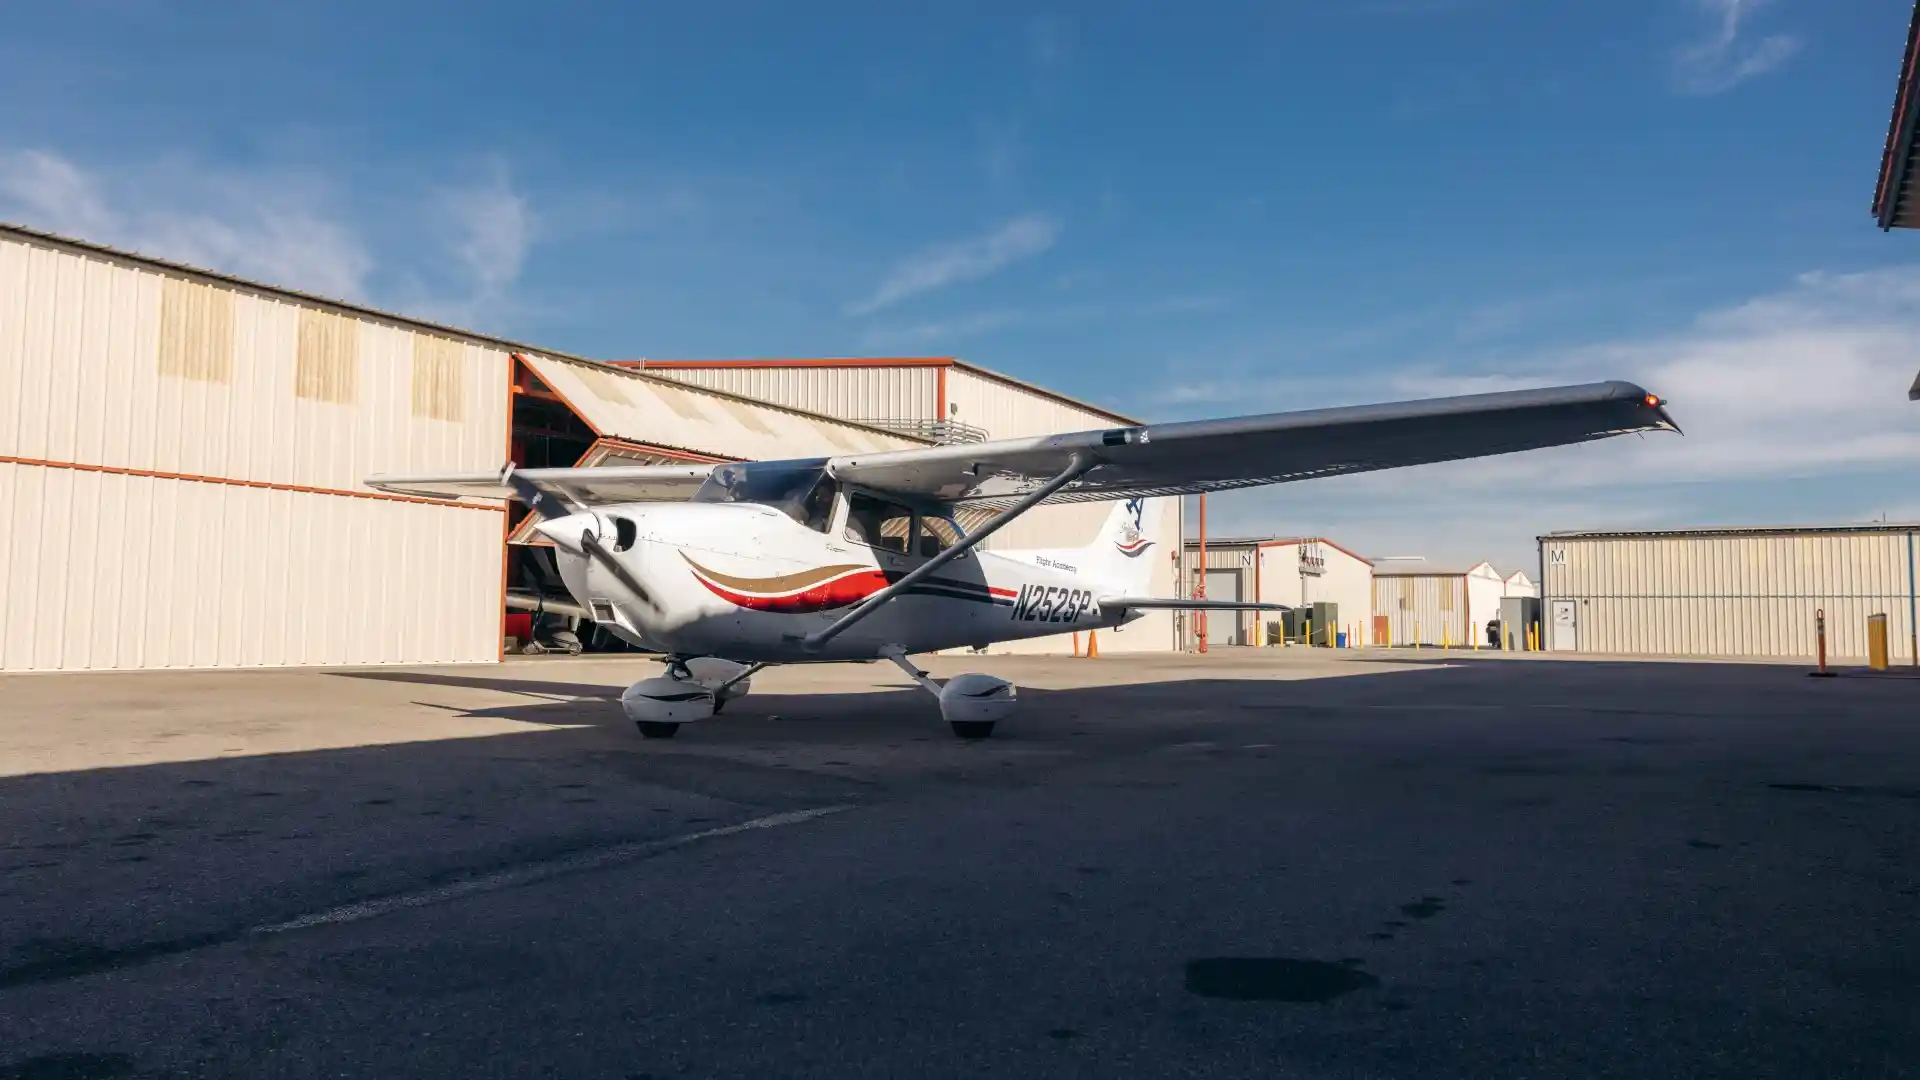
(691, 459, 836, 530)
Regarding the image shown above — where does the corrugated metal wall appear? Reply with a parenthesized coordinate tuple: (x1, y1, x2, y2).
(946, 367, 1125, 444)
(644, 364, 939, 421)
(1287, 543, 1376, 646)
(1178, 541, 1376, 648)
(0, 233, 511, 671)
(0, 464, 500, 671)
(1541, 531, 1920, 661)
(1373, 575, 1468, 647)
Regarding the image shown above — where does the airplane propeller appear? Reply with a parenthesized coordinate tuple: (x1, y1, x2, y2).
(500, 463, 660, 612)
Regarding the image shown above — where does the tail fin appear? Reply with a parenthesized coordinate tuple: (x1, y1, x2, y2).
(1083, 497, 1166, 593)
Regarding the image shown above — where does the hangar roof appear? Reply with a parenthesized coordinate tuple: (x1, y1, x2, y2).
(1873, 1, 1920, 229)
(1, 219, 926, 463)
(1371, 561, 1498, 578)
(626, 357, 1141, 426)
(1180, 534, 1373, 565)
(1544, 522, 1920, 540)
(0, 220, 586, 360)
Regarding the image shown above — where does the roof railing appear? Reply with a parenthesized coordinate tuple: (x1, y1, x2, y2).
(847, 418, 991, 445)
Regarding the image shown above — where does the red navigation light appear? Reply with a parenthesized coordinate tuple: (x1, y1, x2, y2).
(1643, 394, 1660, 408)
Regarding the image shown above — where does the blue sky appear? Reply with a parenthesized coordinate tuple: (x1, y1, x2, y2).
(3, 0, 1918, 570)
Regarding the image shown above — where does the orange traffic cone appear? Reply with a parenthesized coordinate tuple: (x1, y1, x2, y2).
(1086, 631, 1099, 658)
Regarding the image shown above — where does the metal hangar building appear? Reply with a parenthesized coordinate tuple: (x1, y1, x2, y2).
(1179, 535, 1374, 649)
(1538, 523, 1920, 662)
(0, 223, 1162, 672)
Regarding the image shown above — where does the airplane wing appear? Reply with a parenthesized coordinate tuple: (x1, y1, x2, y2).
(366, 463, 716, 505)
(826, 381, 1677, 506)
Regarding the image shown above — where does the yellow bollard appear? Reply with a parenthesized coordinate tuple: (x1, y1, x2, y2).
(1869, 614, 1889, 671)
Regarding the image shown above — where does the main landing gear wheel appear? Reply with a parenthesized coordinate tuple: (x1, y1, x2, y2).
(636, 721, 681, 739)
(950, 720, 996, 740)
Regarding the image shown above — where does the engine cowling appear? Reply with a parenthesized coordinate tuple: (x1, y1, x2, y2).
(621, 678, 717, 725)
(683, 657, 753, 701)
(938, 673, 1018, 725)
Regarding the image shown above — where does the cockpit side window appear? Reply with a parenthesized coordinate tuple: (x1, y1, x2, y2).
(917, 515, 964, 558)
(843, 493, 913, 554)
(612, 516, 638, 552)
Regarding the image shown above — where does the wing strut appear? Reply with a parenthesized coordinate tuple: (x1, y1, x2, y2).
(802, 454, 1096, 652)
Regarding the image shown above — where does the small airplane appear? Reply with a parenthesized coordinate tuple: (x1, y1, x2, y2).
(370, 380, 1677, 740)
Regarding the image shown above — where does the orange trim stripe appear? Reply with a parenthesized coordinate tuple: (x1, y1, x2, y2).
(619, 357, 954, 370)
(0, 455, 506, 512)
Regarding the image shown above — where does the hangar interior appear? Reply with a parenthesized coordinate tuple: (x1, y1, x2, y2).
(0, 223, 1176, 673)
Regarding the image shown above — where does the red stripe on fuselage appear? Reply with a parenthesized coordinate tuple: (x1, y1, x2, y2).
(686, 563, 1022, 613)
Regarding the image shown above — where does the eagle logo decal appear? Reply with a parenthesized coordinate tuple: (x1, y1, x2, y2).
(1114, 498, 1153, 558)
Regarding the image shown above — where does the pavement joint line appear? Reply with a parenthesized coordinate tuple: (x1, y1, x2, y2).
(252, 805, 855, 935)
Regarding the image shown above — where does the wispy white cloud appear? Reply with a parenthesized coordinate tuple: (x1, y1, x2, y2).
(1672, 0, 1799, 95)
(0, 146, 552, 329)
(0, 150, 114, 238)
(861, 304, 1098, 349)
(0, 147, 373, 300)
(442, 164, 532, 303)
(1159, 266, 1920, 567)
(847, 215, 1060, 316)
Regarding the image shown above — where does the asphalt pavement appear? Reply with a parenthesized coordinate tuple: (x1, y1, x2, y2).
(1, 650, 1916, 1079)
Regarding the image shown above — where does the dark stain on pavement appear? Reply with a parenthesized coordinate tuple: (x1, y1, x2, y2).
(1400, 897, 1445, 919)
(1184, 957, 1380, 1002)
(1769, 783, 1920, 799)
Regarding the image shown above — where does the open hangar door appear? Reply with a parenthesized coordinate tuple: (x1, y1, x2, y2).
(501, 357, 730, 655)
(496, 354, 929, 656)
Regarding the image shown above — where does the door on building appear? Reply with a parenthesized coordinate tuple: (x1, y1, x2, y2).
(1372, 615, 1390, 648)
(1548, 600, 1578, 651)
(1203, 569, 1242, 646)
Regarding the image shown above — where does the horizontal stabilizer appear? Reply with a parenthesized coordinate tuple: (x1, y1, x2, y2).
(1098, 597, 1292, 612)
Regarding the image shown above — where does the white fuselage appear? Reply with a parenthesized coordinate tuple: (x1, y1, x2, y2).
(538, 501, 1144, 662)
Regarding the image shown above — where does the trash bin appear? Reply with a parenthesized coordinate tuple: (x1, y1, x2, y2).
(1335, 632, 1347, 649)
